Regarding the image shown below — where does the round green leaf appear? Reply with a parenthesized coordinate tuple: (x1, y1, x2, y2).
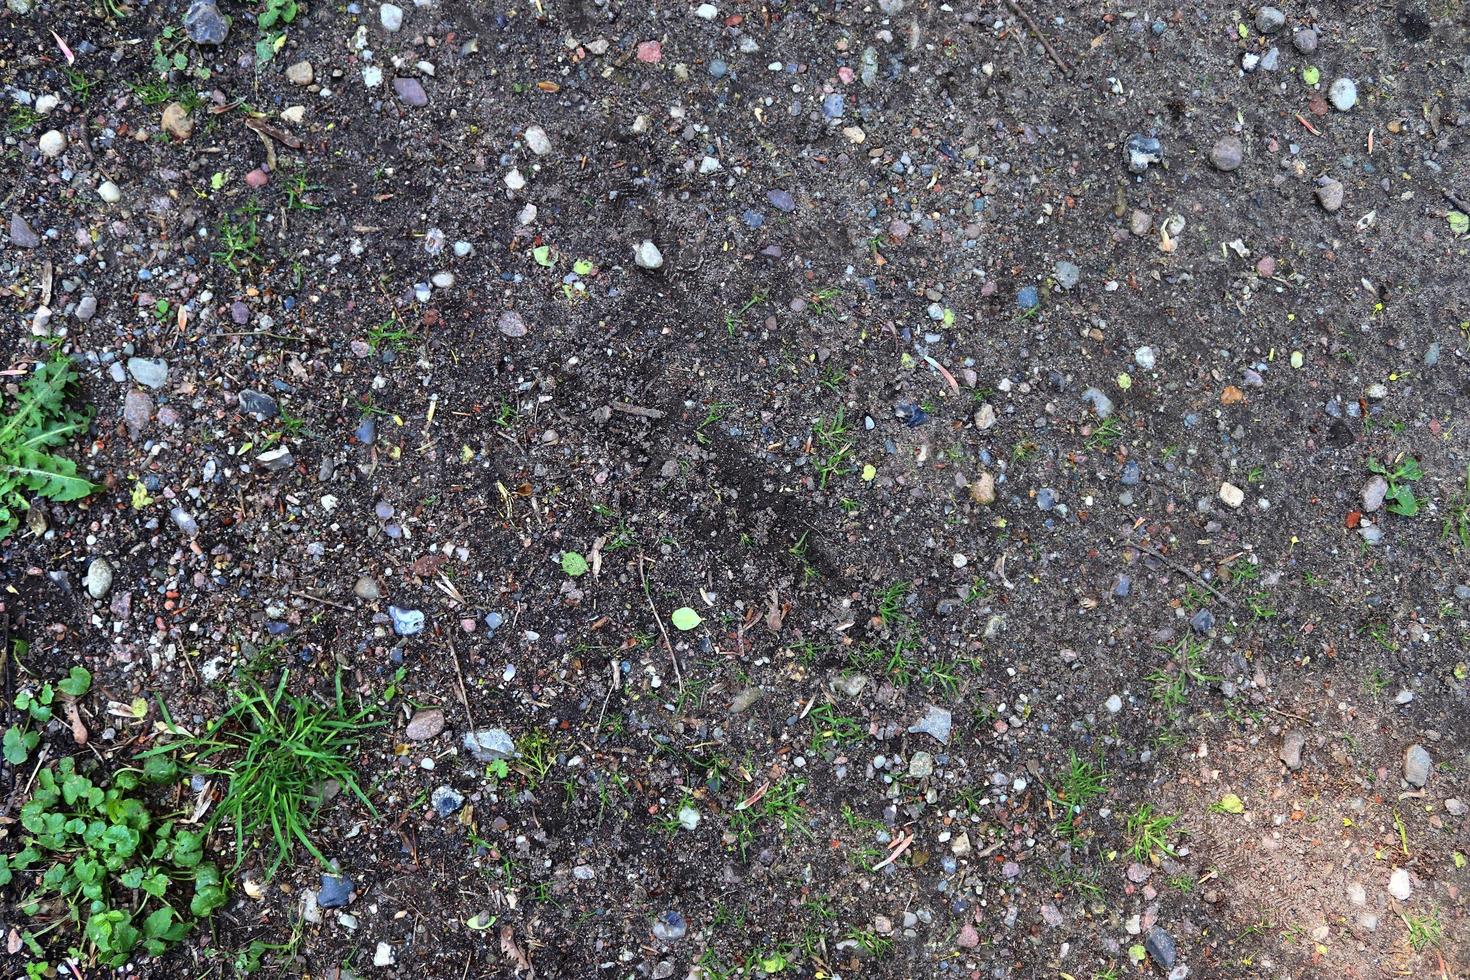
(670, 607, 703, 631)
(561, 552, 588, 577)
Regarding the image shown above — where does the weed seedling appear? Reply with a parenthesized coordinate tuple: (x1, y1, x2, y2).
(1442, 465, 1470, 550)
(1125, 804, 1181, 862)
(1401, 909, 1443, 951)
(0, 354, 98, 540)
(1367, 454, 1423, 517)
(1146, 637, 1221, 711)
(812, 408, 854, 488)
(1086, 416, 1122, 451)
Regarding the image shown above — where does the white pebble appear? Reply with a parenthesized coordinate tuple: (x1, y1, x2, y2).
(38, 129, 67, 158)
(379, 3, 403, 31)
(524, 124, 552, 156)
(97, 180, 121, 204)
(34, 94, 59, 115)
(505, 168, 526, 191)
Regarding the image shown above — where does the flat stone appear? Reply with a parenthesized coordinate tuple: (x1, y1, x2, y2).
(388, 605, 425, 635)
(392, 77, 427, 107)
(317, 873, 353, 908)
(1387, 867, 1412, 900)
(1255, 6, 1285, 33)
(379, 3, 403, 31)
(353, 576, 381, 600)
(908, 751, 935, 778)
(1125, 134, 1162, 173)
(122, 389, 153, 439)
(1403, 744, 1431, 787)
(9, 214, 40, 248)
(126, 357, 169, 390)
(431, 785, 464, 817)
(285, 60, 314, 85)
(1219, 482, 1245, 508)
(406, 708, 446, 741)
(1361, 475, 1388, 512)
(497, 310, 528, 337)
(257, 447, 294, 472)
(1280, 730, 1305, 770)
(1293, 28, 1318, 53)
(1316, 177, 1344, 213)
(524, 124, 552, 156)
(1145, 927, 1177, 969)
(463, 728, 516, 762)
(238, 389, 279, 419)
(1329, 77, 1358, 111)
(907, 704, 952, 744)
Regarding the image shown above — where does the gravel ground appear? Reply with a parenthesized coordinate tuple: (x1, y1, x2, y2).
(2, 0, 1468, 977)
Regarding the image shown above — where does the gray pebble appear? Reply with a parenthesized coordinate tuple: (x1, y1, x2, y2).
(1361, 475, 1388, 513)
(1081, 387, 1114, 418)
(122, 389, 153, 439)
(1280, 730, 1305, 770)
(393, 77, 428, 107)
(84, 558, 113, 600)
(463, 728, 516, 762)
(1403, 744, 1431, 787)
(1254, 6, 1285, 33)
(9, 214, 40, 248)
(1053, 260, 1080, 290)
(183, 0, 229, 44)
(1315, 177, 1344, 213)
(126, 357, 169, 390)
(238, 389, 279, 419)
(388, 605, 425, 636)
(1293, 28, 1318, 53)
(1209, 135, 1245, 172)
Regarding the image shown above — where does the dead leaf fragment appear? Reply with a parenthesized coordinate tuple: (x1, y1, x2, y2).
(499, 925, 536, 978)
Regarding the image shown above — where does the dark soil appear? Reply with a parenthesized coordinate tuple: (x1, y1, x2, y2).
(2, 0, 1468, 977)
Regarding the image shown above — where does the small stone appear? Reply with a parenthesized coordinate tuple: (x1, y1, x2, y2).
(406, 709, 446, 741)
(122, 389, 153, 439)
(1255, 6, 1285, 33)
(1016, 285, 1040, 309)
(1209, 135, 1245, 172)
(1135, 346, 1157, 370)
(37, 129, 67, 158)
(956, 924, 980, 948)
(84, 558, 114, 600)
(379, 3, 403, 31)
(907, 704, 952, 744)
(1129, 210, 1153, 236)
(695, 3, 718, 18)
(389, 606, 425, 636)
(1081, 387, 1114, 418)
(463, 728, 516, 762)
(97, 181, 121, 204)
(1403, 744, 1431, 787)
(431, 785, 464, 817)
(1387, 867, 1412, 900)
(1053, 260, 1080, 290)
(1293, 28, 1318, 53)
(634, 240, 664, 270)
(974, 403, 997, 430)
(636, 40, 663, 63)
(524, 125, 552, 156)
(830, 673, 869, 697)
(162, 101, 194, 139)
(969, 472, 996, 506)
(373, 942, 395, 967)
(285, 60, 314, 86)
(497, 310, 527, 337)
(1347, 882, 1366, 905)
(1361, 475, 1388, 513)
(908, 751, 935, 778)
(1105, 694, 1123, 714)
(1125, 134, 1163, 174)
(1190, 609, 1216, 634)
(257, 447, 293, 472)
(238, 389, 279, 419)
(126, 357, 169, 390)
(183, 0, 229, 44)
(245, 168, 269, 189)
(353, 576, 381, 600)
(75, 295, 97, 321)
(1219, 482, 1245, 508)
(1316, 177, 1344, 213)
(9, 214, 41, 248)
(1145, 927, 1177, 970)
(652, 911, 686, 942)
(1328, 77, 1358, 111)
(393, 77, 428, 107)
(766, 189, 796, 212)
(317, 873, 353, 909)
(1280, 730, 1305, 770)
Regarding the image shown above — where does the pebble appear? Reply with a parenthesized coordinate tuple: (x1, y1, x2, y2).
(317, 873, 354, 908)
(1129, 210, 1153, 236)
(238, 389, 279, 419)
(393, 78, 428, 107)
(1209, 135, 1244, 172)
(1387, 867, 1412, 900)
(75, 295, 97, 321)
(766, 189, 796, 212)
(286, 60, 315, 86)
(1403, 744, 1431, 787)
(463, 728, 516, 762)
(908, 705, 952, 744)
(406, 708, 446, 741)
(1016, 285, 1040, 309)
(1329, 78, 1358, 111)
(1255, 6, 1285, 33)
(373, 943, 395, 967)
(98, 181, 121, 204)
(38, 129, 67, 158)
(524, 125, 552, 156)
(1053, 260, 1080, 290)
(1315, 177, 1344, 213)
(84, 558, 114, 600)
(634, 240, 664, 270)
(652, 911, 687, 942)
(636, 40, 663, 64)
(10, 214, 41, 248)
(353, 576, 380, 600)
(1361, 475, 1388, 513)
(1145, 927, 1177, 970)
(183, 0, 229, 44)
(1134, 345, 1155, 368)
(908, 751, 935, 778)
(1125, 134, 1163, 174)
(389, 606, 424, 636)
(1081, 387, 1114, 418)
(380, 3, 403, 31)
(257, 447, 294, 473)
(162, 102, 193, 140)
(122, 389, 153, 438)
(1280, 730, 1305, 770)
(126, 357, 169, 390)
(431, 785, 464, 817)
(1293, 28, 1318, 53)
(1219, 482, 1245, 508)
(1189, 609, 1215, 634)
(497, 310, 528, 337)
(969, 472, 996, 506)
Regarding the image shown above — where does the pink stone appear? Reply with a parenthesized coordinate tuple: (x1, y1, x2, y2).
(461, 618, 477, 632)
(636, 40, 662, 63)
(1255, 255, 1276, 277)
(245, 168, 269, 188)
(957, 923, 979, 948)
(837, 66, 855, 84)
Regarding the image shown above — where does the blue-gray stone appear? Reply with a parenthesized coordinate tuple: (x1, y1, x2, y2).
(238, 389, 278, 419)
(431, 785, 465, 817)
(652, 910, 687, 942)
(1145, 927, 1176, 969)
(184, 0, 229, 44)
(1189, 609, 1215, 634)
(766, 189, 796, 212)
(388, 606, 424, 636)
(317, 873, 353, 909)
